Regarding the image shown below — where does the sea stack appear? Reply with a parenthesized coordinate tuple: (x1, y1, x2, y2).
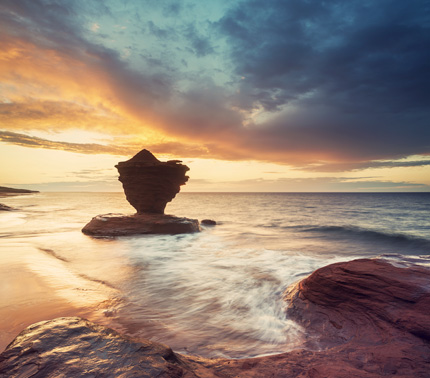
(82, 149, 199, 236)
(116, 149, 189, 214)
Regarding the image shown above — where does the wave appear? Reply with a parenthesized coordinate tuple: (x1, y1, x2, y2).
(300, 225, 430, 249)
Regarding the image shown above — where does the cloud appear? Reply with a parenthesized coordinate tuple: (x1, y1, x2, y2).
(184, 23, 214, 57)
(187, 176, 430, 192)
(90, 23, 100, 32)
(0, 130, 211, 158)
(215, 0, 430, 165)
(302, 159, 430, 172)
(0, 130, 127, 155)
(0, 0, 429, 172)
(0, 0, 173, 132)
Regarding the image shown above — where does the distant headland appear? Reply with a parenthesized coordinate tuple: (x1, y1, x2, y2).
(0, 186, 39, 211)
(0, 186, 39, 194)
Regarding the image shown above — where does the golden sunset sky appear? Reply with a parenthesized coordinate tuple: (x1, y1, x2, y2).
(1, 1, 429, 192)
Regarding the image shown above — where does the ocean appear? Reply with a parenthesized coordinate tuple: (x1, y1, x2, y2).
(1, 192, 429, 358)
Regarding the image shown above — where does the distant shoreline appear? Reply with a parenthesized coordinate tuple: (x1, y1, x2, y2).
(0, 186, 39, 198)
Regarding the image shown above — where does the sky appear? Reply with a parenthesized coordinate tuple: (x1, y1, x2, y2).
(1, 0, 429, 192)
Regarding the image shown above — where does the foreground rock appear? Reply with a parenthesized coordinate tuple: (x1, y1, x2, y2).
(82, 213, 200, 236)
(0, 317, 212, 378)
(2, 259, 429, 377)
(116, 149, 189, 214)
(281, 258, 430, 377)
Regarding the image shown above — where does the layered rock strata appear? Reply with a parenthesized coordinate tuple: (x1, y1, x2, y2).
(82, 149, 199, 236)
(2, 259, 429, 377)
(284, 258, 430, 348)
(116, 149, 189, 214)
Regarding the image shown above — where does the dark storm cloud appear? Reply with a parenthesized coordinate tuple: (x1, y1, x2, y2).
(219, 0, 430, 111)
(216, 0, 430, 167)
(184, 24, 214, 57)
(147, 21, 173, 39)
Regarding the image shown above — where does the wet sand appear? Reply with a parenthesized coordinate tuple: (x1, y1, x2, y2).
(0, 191, 78, 351)
(0, 259, 82, 352)
(0, 191, 75, 351)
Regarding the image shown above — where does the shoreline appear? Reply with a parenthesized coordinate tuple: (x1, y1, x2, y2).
(1, 258, 429, 377)
(0, 257, 87, 353)
(0, 186, 39, 209)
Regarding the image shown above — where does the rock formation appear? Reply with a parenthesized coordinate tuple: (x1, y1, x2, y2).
(82, 149, 199, 236)
(116, 149, 189, 214)
(0, 317, 208, 378)
(82, 213, 200, 236)
(284, 258, 430, 348)
(2, 258, 429, 377)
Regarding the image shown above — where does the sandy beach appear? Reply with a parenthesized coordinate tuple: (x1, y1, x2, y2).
(0, 257, 80, 352)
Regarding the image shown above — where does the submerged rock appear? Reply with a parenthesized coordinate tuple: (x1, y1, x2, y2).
(116, 149, 189, 214)
(201, 219, 216, 226)
(3, 259, 428, 377)
(82, 213, 200, 236)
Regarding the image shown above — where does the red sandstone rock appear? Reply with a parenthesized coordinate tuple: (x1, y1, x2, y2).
(2, 259, 429, 377)
(82, 149, 199, 236)
(0, 317, 210, 378)
(116, 149, 189, 214)
(82, 213, 200, 236)
(284, 258, 430, 347)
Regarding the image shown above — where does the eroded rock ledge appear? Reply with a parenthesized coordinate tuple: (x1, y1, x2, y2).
(82, 213, 200, 236)
(1, 259, 429, 377)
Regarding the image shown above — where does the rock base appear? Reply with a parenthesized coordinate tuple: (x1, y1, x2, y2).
(82, 213, 200, 236)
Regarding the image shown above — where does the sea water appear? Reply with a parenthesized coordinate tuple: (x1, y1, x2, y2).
(1, 192, 429, 357)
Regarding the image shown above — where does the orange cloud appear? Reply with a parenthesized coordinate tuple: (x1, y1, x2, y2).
(0, 130, 211, 159)
(1, 1, 429, 173)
